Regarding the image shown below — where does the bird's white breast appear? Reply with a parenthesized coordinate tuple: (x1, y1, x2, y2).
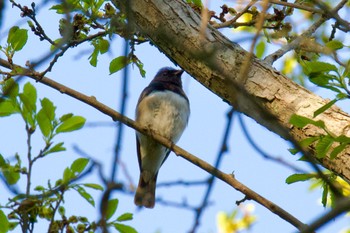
(136, 90, 190, 142)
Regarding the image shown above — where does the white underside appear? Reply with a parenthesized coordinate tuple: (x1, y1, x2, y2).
(136, 90, 190, 174)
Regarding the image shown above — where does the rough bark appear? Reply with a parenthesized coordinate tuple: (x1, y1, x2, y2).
(113, 0, 350, 181)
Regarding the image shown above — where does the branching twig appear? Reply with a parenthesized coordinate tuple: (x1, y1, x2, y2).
(0, 58, 308, 231)
(264, 0, 349, 64)
(190, 108, 235, 233)
(111, 39, 130, 181)
(238, 114, 307, 173)
(214, 0, 257, 29)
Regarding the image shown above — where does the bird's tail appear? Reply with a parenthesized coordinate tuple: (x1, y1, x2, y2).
(134, 170, 157, 208)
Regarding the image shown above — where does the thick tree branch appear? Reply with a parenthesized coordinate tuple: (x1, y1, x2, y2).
(0, 58, 308, 231)
(113, 0, 350, 183)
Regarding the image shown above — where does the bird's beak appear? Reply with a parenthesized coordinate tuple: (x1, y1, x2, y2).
(174, 69, 184, 77)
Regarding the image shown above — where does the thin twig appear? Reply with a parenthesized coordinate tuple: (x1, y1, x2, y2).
(264, 0, 349, 64)
(214, 0, 258, 29)
(111, 39, 130, 181)
(190, 108, 235, 233)
(0, 58, 308, 231)
(238, 114, 307, 173)
(238, 0, 269, 84)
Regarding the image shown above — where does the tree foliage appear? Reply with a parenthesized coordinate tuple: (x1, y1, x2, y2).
(1, 0, 350, 232)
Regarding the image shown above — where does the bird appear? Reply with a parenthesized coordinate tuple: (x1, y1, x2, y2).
(134, 67, 190, 208)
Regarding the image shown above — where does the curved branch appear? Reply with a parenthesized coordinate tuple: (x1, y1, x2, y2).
(0, 58, 308, 231)
(112, 0, 350, 184)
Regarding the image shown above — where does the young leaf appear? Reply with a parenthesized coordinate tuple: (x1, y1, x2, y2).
(59, 113, 73, 122)
(289, 114, 325, 128)
(99, 39, 109, 54)
(82, 183, 104, 191)
(106, 199, 119, 220)
(321, 183, 329, 207)
(285, 173, 317, 184)
(43, 142, 66, 156)
(0, 210, 9, 233)
(74, 186, 95, 207)
(255, 39, 265, 59)
(116, 213, 133, 222)
(62, 167, 74, 183)
(1, 78, 19, 99)
(109, 56, 129, 75)
(2, 165, 20, 185)
(56, 116, 86, 133)
(40, 98, 56, 121)
(315, 136, 334, 159)
(113, 223, 137, 233)
(7, 26, 28, 51)
(330, 143, 347, 159)
(70, 158, 89, 175)
(306, 61, 337, 74)
(299, 136, 319, 148)
(334, 135, 350, 143)
(287, 148, 299, 155)
(313, 99, 337, 117)
(0, 99, 19, 116)
(21, 82, 37, 113)
(37, 108, 52, 138)
(326, 40, 343, 50)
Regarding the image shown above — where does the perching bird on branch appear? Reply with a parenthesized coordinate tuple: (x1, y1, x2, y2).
(134, 67, 190, 208)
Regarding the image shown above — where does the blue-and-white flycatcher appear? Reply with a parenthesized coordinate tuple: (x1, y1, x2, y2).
(134, 67, 190, 208)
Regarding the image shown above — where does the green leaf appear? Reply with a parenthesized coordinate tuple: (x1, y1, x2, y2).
(334, 135, 350, 143)
(330, 143, 347, 159)
(89, 49, 99, 67)
(315, 135, 334, 159)
(113, 223, 137, 233)
(309, 73, 335, 87)
(288, 148, 299, 155)
(0, 210, 9, 233)
(58, 206, 65, 216)
(99, 39, 109, 54)
(109, 56, 129, 75)
(62, 167, 74, 183)
(43, 142, 66, 156)
(313, 99, 338, 117)
(8, 222, 18, 231)
(326, 40, 343, 50)
(37, 108, 52, 137)
(0, 99, 19, 116)
(2, 165, 20, 185)
(0, 154, 6, 167)
(306, 61, 337, 74)
(289, 114, 325, 128)
(70, 158, 89, 175)
(255, 39, 265, 59)
(74, 186, 95, 207)
(37, 98, 56, 137)
(7, 26, 28, 51)
(20, 82, 37, 114)
(106, 199, 119, 220)
(117, 213, 133, 222)
(82, 183, 104, 191)
(34, 185, 45, 191)
(321, 183, 329, 207)
(59, 113, 73, 122)
(56, 116, 86, 133)
(299, 136, 319, 148)
(285, 173, 317, 184)
(1, 78, 19, 99)
(40, 98, 56, 121)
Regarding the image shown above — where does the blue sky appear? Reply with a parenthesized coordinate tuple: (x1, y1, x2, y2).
(1, 1, 350, 233)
